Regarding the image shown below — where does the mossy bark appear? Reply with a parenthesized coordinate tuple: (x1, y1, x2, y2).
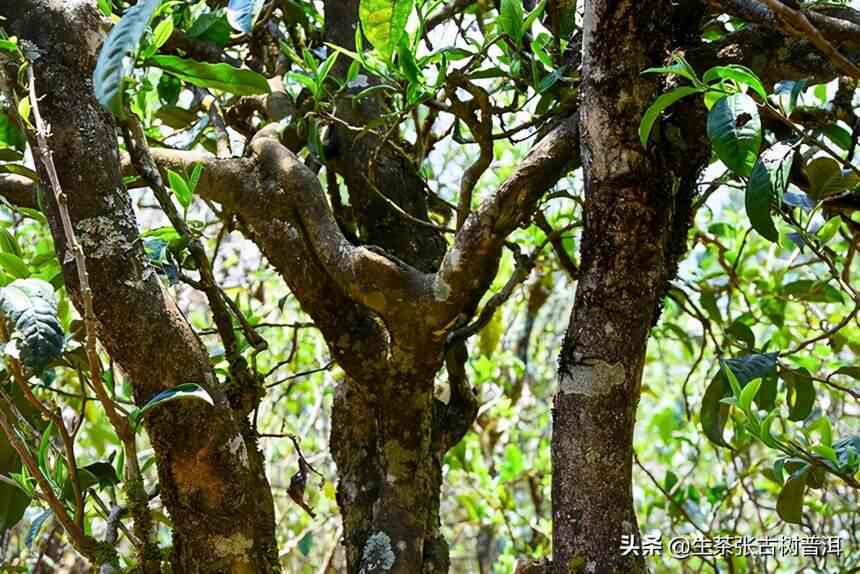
(330, 349, 463, 574)
(1, 2, 280, 571)
(551, 1, 709, 573)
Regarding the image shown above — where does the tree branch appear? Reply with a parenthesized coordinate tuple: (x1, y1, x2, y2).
(429, 115, 580, 329)
(125, 136, 393, 376)
(758, 0, 860, 78)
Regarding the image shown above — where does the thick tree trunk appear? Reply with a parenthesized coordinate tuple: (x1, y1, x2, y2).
(330, 348, 466, 574)
(1, 2, 279, 571)
(321, 2, 463, 571)
(552, 1, 693, 572)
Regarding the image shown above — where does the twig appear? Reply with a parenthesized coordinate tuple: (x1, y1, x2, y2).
(5, 356, 85, 531)
(0, 401, 96, 557)
(534, 212, 579, 279)
(780, 304, 858, 356)
(633, 453, 711, 540)
(447, 230, 566, 345)
(266, 360, 335, 389)
(445, 72, 494, 229)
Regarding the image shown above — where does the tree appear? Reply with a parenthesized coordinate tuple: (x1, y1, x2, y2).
(0, 1, 857, 573)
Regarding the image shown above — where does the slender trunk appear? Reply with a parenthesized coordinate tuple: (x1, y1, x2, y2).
(552, 1, 690, 572)
(2, 3, 280, 571)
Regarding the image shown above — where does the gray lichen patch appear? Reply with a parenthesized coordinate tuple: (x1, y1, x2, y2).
(359, 531, 396, 573)
(210, 532, 253, 561)
(432, 275, 451, 302)
(75, 216, 133, 259)
(560, 360, 626, 396)
(226, 433, 249, 469)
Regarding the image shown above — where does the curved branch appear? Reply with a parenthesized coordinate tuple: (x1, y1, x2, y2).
(758, 0, 860, 78)
(428, 114, 580, 329)
(247, 129, 432, 320)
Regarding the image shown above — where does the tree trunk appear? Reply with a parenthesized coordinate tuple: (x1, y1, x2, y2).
(330, 346, 470, 573)
(552, 1, 698, 572)
(1, 2, 280, 571)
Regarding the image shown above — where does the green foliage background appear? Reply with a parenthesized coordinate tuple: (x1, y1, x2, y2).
(0, 0, 857, 572)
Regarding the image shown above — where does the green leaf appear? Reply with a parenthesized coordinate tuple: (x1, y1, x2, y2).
(723, 361, 743, 398)
(0, 279, 64, 373)
(537, 67, 565, 94)
(167, 169, 193, 209)
(97, 0, 113, 17)
(702, 65, 767, 101)
(812, 416, 833, 449)
(62, 460, 120, 501)
(524, 0, 547, 31)
(226, 0, 266, 33)
(639, 86, 702, 147)
(0, 254, 30, 279)
(754, 375, 778, 412)
(0, 454, 30, 534)
(149, 16, 175, 56)
(93, 0, 163, 117)
(771, 79, 806, 116)
(728, 353, 778, 383)
(285, 71, 318, 93)
(834, 436, 859, 470)
(816, 216, 842, 243)
(0, 38, 18, 56)
(727, 320, 755, 350)
(738, 377, 762, 420)
(37, 421, 53, 474)
(760, 411, 780, 448)
(701, 353, 778, 447)
(701, 375, 732, 448)
(805, 156, 860, 199)
(642, 54, 701, 86)
(0, 112, 27, 154)
(706, 93, 762, 176)
(745, 142, 793, 242)
(156, 105, 197, 129)
(147, 55, 270, 95)
(0, 164, 39, 181)
(776, 468, 807, 524)
(189, 163, 204, 194)
(0, 229, 20, 258)
(822, 123, 852, 151)
(833, 366, 860, 381)
(187, 12, 232, 47)
(359, 0, 414, 61)
(782, 279, 843, 304)
(397, 37, 421, 85)
(16, 97, 31, 128)
(25, 510, 51, 549)
(316, 51, 340, 86)
(782, 368, 815, 421)
(129, 383, 215, 430)
(499, 0, 525, 46)
(700, 288, 722, 324)
(499, 444, 524, 482)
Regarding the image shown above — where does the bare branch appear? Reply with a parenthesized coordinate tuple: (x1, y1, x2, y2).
(430, 115, 580, 329)
(758, 0, 860, 78)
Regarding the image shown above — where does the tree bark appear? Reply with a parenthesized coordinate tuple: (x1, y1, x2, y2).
(330, 362, 448, 574)
(551, 1, 704, 572)
(1, 2, 279, 572)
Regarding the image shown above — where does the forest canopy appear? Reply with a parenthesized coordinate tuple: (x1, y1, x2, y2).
(0, 0, 857, 573)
